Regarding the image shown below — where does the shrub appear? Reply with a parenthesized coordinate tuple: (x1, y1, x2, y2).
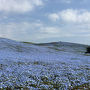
(86, 46, 90, 53)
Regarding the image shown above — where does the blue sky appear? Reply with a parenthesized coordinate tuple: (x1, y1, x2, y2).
(0, 0, 90, 44)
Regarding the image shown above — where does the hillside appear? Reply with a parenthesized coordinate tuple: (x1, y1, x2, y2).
(0, 38, 89, 89)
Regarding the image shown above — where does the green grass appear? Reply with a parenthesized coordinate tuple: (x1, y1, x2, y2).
(48, 47, 65, 52)
(22, 42, 34, 44)
(1, 83, 89, 90)
(71, 83, 90, 90)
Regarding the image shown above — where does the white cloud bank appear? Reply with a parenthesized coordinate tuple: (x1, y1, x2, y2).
(48, 9, 90, 44)
(0, 21, 90, 44)
(0, 0, 43, 13)
(48, 9, 90, 24)
(0, 21, 73, 42)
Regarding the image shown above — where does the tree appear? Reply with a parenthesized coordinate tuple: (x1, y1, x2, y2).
(86, 46, 90, 53)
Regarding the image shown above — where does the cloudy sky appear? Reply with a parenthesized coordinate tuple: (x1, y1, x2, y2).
(0, 0, 90, 44)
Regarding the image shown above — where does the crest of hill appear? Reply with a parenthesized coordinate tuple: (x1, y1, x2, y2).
(0, 38, 88, 53)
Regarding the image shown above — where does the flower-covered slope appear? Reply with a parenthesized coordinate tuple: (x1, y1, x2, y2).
(0, 38, 89, 89)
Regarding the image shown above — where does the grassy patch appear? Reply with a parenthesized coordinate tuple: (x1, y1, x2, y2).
(48, 47, 64, 52)
(33, 61, 48, 66)
(71, 83, 90, 90)
(22, 42, 34, 44)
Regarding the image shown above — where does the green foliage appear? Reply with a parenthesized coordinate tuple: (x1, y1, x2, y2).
(86, 46, 90, 53)
(22, 42, 34, 44)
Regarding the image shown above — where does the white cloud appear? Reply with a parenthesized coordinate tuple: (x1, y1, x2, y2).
(0, 22, 60, 41)
(61, 0, 72, 4)
(0, 21, 73, 42)
(0, 0, 43, 13)
(0, 21, 90, 44)
(0, 22, 41, 40)
(61, 0, 88, 4)
(48, 13, 60, 21)
(48, 9, 90, 24)
(60, 9, 90, 24)
(48, 9, 90, 44)
(40, 27, 60, 34)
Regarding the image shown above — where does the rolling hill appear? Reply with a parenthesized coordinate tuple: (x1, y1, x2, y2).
(0, 38, 89, 89)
